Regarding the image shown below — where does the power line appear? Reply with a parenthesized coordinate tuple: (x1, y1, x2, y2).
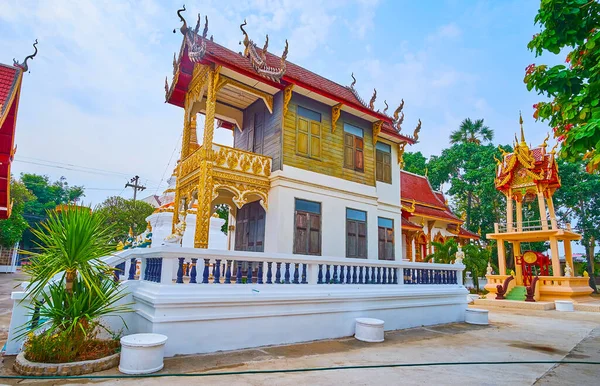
(154, 133, 182, 195)
(124, 175, 146, 202)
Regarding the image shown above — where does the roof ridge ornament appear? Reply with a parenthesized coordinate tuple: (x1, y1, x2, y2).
(383, 100, 389, 115)
(239, 20, 288, 83)
(369, 88, 377, 110)
(13, 39, 38, 73)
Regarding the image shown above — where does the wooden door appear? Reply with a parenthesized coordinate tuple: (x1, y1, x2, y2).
(234, 201, 265, 252)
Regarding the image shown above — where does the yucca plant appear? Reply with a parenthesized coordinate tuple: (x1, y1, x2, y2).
(23, 205, 116, 301)
(18, 205, 131, 361)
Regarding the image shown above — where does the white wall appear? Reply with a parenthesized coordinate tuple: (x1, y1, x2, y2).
(375, 139, 401, 208)
(266, 166, 380, 259)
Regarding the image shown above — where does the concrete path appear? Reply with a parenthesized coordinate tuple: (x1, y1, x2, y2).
(0, 271, 598, 385)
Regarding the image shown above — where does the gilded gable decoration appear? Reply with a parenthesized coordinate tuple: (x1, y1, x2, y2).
(240, 20, 289, 83)
(372, 120, 383, 145)
(283, 84, 294, 117)
(331, 103, 343, 133)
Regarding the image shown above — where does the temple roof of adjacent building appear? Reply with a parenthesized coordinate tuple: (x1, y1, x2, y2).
(0, 40, 37, 219)
(165, 10, 418, 145)
(400, 170, 462, 223)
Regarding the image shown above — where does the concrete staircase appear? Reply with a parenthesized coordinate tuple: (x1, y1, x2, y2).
(505, 286, 526, 301)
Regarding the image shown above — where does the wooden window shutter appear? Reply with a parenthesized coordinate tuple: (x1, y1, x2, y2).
(310, 121, 321, 159)
(294, 212, 308, 254)
(354, 137, 364, 171)
(344, 133, 354, 168)
(357, 221, 367, 258)
(376, 149, 384, 181)
(378, 226, 385, 260)
(346, 220, 357, 258)
(308, 213, 321, 255)
(385, 227, 394, 260)
(383, 152, 392, 183)
(297, 118, 309, 156)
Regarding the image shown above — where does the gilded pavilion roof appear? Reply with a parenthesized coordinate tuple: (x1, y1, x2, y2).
(165, 7, 418, 144)
(495, 116, 560, 197)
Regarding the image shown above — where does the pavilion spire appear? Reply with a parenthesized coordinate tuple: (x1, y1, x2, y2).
(519, 111, 526, 145)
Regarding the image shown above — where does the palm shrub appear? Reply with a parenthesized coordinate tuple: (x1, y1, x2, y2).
(427, 238, 458, 264)
(463, 243, 491, 292)
(19, 205, 130, 363)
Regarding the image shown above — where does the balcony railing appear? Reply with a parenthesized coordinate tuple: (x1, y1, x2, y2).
(112, 247, 464, 287)
(494, 219, 571, 233)
(178, 143, 272, 183)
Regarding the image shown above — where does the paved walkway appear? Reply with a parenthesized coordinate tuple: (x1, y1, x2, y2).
(0, 271, 599, 385)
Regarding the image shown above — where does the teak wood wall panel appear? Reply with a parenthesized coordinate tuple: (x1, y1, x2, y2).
(283, 93, 375, 187)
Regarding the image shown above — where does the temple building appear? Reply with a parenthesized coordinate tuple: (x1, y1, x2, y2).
(0, 40, 37, 219)
(400, 171, 479, 262)
(0, 41, 37, 273)
(483, 115, 593, 302)
(164, 7, 422, 260)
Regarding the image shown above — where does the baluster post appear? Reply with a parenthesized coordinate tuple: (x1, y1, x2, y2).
(339, 266, 345, 284)
(202, 259, 210, 284)
(257, 262, 264, 284)
(333, 265, 339, 284)
(284, 263, 291, 284)
(176, 258, 185, 284)
(301, 264, 308, 284)
(382, 267, 387, 284)
(190, 258, 198, 283)
(247, 262, 254, 284)
(346, 265, 352, 284)
(266, 262, 273, 284)
(352, 266, 358, 284)
(275, 262, 282, 283)
(325, 265, 331, 283)
(358, 266, 364, 284)
(317, 264, 323, 284)
(214, 259, 222, 284)
(236, 261, 243, 284)
(293, 263, 300, 284)
(128, 258, 137, 280)
(224, 260, 232, 284)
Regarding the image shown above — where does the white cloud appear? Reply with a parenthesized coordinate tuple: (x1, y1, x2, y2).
(427, 22, 462, 42)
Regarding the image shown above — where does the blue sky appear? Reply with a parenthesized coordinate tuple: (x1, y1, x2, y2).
(0, 0, 558, 205)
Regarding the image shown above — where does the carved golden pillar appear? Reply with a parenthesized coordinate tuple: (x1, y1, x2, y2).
(549, 237, 561, 276)
(194, 67, 219, 248)
(189, 114, 199, 152)
(564, 239, 574, 273)
(515, 198, 523, 232)
(181, 115, 192, 159)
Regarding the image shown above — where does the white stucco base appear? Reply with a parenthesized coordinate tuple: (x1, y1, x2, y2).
(121, 282, 466, 357)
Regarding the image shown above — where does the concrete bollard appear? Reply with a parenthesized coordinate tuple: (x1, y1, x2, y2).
(555, 300, 574, 312)
(354, 318, 384, 342)
(465, 308, 489, 325)
(119, 333, 168, 374)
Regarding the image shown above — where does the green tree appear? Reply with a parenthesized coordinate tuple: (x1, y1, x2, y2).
(428, 238, 458, 264)
(463, 243, 491, 292)
(215, 204, 229, 234)
(552, 157, 600, 292)
(95, 197, 155, 241)
(525, 0, 600, 171)
(0, 179, 35, 247)
(20, 174, 84, 218)
(449, 118, 494, 145)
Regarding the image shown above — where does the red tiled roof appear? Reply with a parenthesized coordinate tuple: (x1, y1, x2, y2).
(401, 216, 422, 230)
(0, 63, 23, 220)
(0, 64, 19, 116)
(401, 171, 447, 208)
(411, 204, 462, 223)
(458, 227, 480, 239)
(168, 36, 415, 144)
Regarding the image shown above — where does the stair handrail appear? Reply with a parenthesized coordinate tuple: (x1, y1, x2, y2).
(495, 275, 514, 300)
(525, 276, 539, 302)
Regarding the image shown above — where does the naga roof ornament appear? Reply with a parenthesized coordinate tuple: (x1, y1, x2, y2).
(383, 100, 389, 115)
(176, 6, 209, 63)
(239, 20, 288, 83)
(369, 88, 377, 110)
(13, 39, 38, 72)
(166, 5, 210, 101)
(346, 73, 370, 109)
(392, 99, 405, 132)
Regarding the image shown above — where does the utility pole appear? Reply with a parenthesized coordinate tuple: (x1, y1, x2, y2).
(125, 175, 146, 202)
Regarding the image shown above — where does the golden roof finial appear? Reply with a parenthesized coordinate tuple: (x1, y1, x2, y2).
(541, 132, 550, 148)
(128, 226, 134, 237)
(519, 111, 526, 144)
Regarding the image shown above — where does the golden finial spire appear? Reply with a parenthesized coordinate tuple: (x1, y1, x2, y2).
(128, 226, 134, 237)
(541, 132, 550, 148)
(519, 111, 526, 144)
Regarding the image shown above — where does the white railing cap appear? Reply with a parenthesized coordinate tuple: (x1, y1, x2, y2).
(116, 246, 463, 270)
